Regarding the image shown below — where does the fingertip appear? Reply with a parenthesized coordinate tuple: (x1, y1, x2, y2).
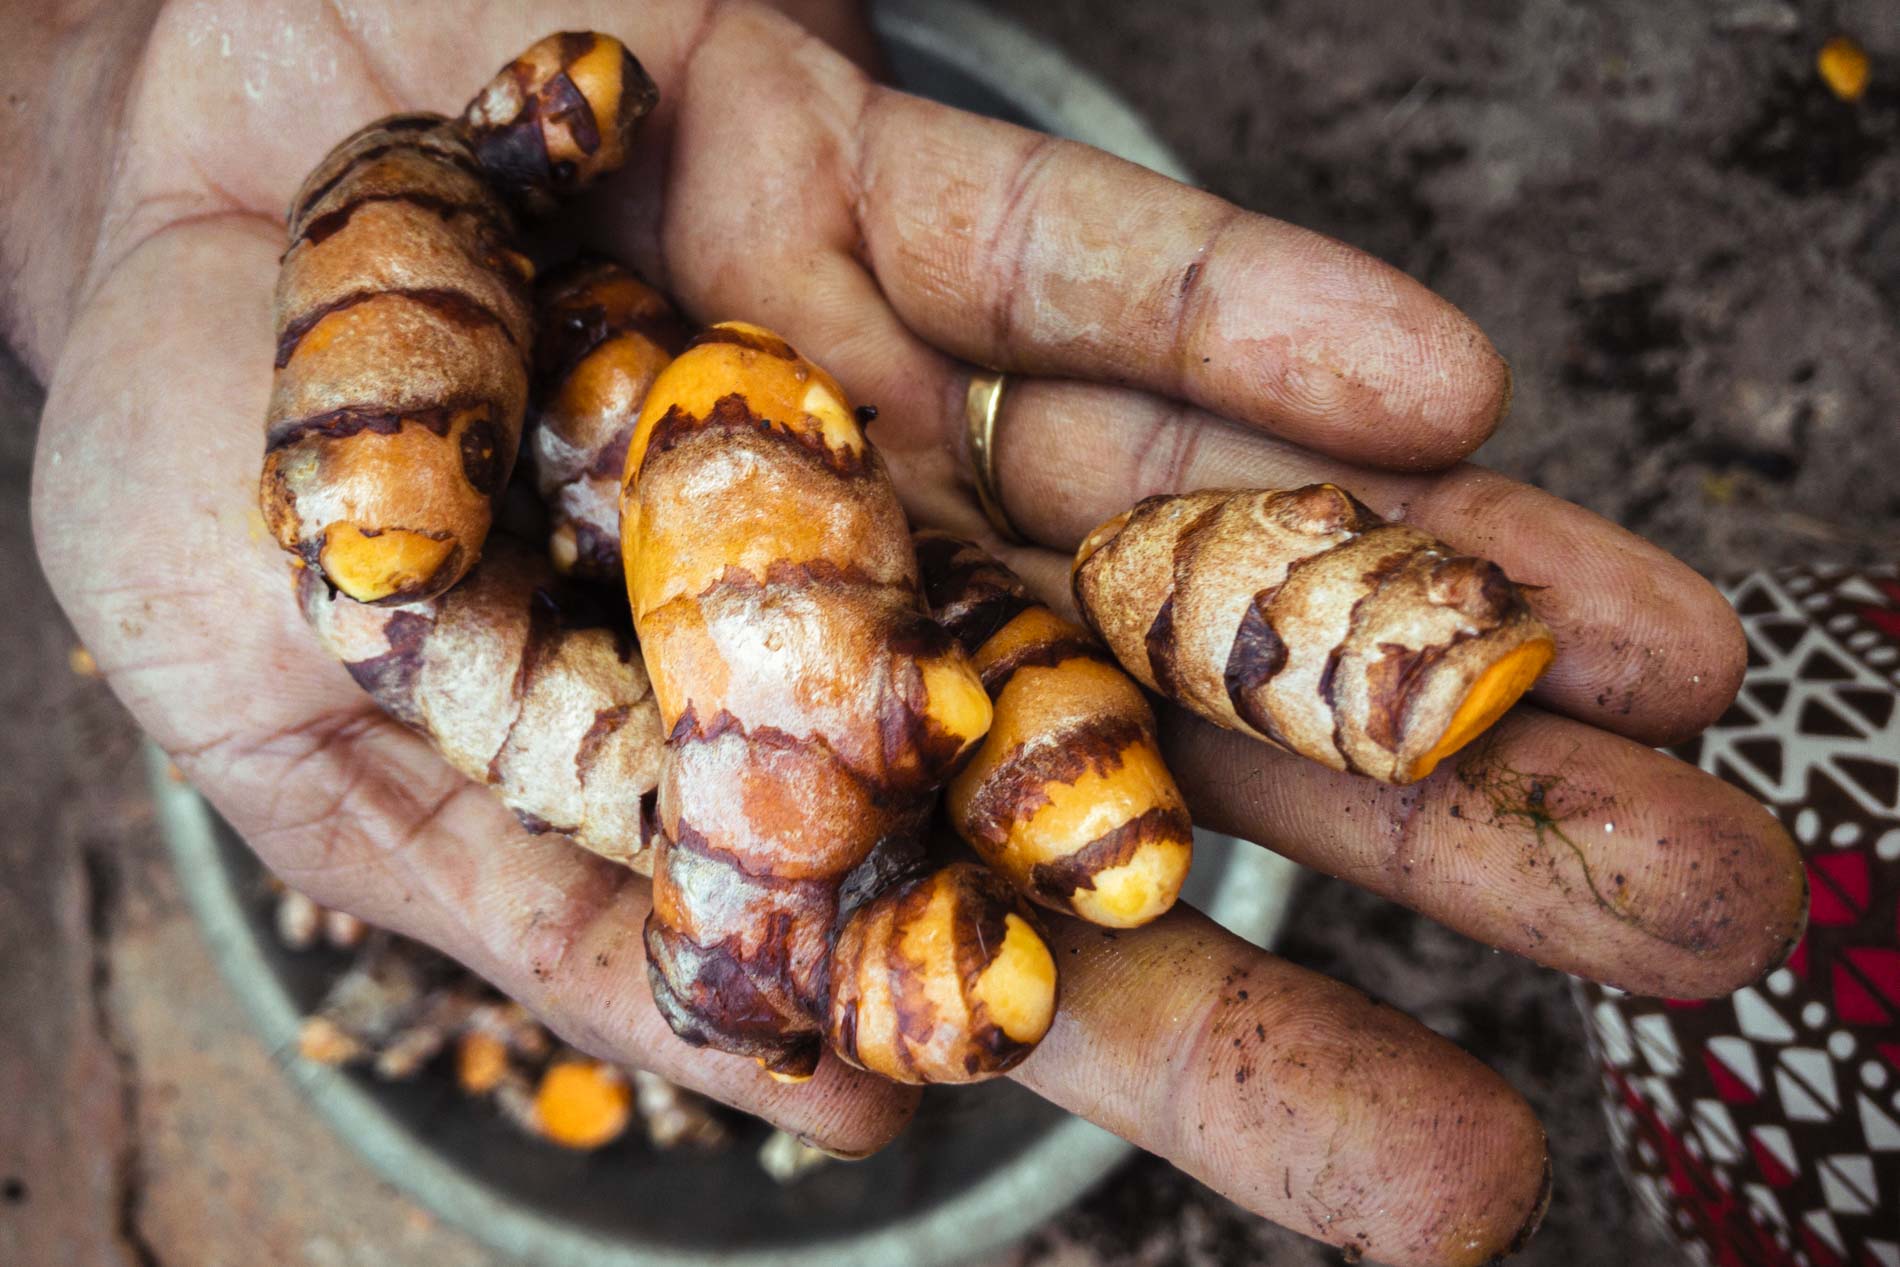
(1259, 244, 1511, 473)
(1389, 297, 1513, 472)
(1488, 1121, 1553, 1267)
(1667, 797, 1810, 1000)
(1386, 1030, 1552, 1267)
(1561, 565, 1745, 749)
(1651, 580, 1748, 746)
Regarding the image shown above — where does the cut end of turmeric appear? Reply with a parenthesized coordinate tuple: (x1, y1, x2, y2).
(321, 523, 455, 603)
(970, 913, 1058, 1045)
(919, 653, 994, 757)
(1409, 638, 1555, 782)
(533, 1059, 632, 1150)
(1819, 35, 1871, 102)
(1072, 509, 1134, 575)
(1069, 836, 1194, 929)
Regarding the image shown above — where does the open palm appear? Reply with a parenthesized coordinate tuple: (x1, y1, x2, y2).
(28, 2, 1805, 1263)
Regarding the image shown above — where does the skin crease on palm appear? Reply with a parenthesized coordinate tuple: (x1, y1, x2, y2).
(6, 1, 1808, 1264)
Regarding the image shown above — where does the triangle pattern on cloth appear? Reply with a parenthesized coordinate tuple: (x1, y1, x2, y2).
(1837, 688, 1895, 730)
(1705, 1037, 1764, 1104)
(1833, 949, 1900, 1025)
(1801, 699, 1867, 739)
(1858, 1094, 1900, 1152)
(1735, 987, 1798, 1043)
(1751, 1124, 1801, 1188)
(1835, 757, 1899, 811)
(1811, 854, 1872, 926)
(1748, 681, 1792, 713)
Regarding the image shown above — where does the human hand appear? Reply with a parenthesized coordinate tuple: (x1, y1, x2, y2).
(25, 3, 1806, 1263)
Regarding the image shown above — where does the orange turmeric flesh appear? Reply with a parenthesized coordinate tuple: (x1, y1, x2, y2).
(1411, 638, 1556, 780)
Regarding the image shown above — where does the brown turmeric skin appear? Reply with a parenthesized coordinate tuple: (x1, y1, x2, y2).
(917, 532, 1193, 928)
(300, 538, 663, 872)
(261, 33, 656, 604)
(622, 322, 1054, 1082)
(529, 258, 683, 580)
(1072, 486, 1556, 785)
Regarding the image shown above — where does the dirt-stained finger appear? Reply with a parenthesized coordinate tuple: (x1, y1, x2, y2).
(855, 92, 1510, 471)
(1166, 706, 1808, 999)
(1014, 907, 1551, 1267)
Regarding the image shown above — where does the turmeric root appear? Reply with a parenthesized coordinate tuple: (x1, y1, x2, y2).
(261, 33, 656, 604)
(461, 33, 661, 216)
(621, 322, 1055, 1082)
(298, 538, 663, 871)
(529, 258, 683, 579)
(826, 860, 1058, 1083)
(917, 533, 1193, 928)
(1072, 486, 1555, 785)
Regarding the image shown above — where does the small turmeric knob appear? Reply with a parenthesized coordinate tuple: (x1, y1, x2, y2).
(828, 862, 1057, 1085)
(460, 32, 659, 214)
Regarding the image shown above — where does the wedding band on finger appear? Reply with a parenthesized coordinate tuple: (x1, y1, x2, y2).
(965, 370, 1024, 544)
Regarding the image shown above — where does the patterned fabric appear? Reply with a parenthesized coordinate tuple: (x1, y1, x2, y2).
(1577, 565, 1900, 1267)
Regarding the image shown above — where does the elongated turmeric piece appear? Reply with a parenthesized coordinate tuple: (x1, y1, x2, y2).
(623, 323, 1053, 1081)
(299, 538, 663, 871)
(261, 33, 656, 604)
(917, 533, 1192, 928)
(1073, 486, 1555, 785)
(529, 259, 683, 579)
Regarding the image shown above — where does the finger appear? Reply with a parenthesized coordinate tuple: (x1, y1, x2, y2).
(853, 91, 1510, 470)
(638, 7, 983, 526)
(1014, 907, 1551, 1267)
(1166, 705, 1807, 999)
(32, 217, 917, 1154)
(760, 0, 886, 76)
(980, 377, 1747, 745)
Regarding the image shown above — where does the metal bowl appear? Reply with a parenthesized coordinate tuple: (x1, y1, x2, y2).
(156, 4, 1297, 1262)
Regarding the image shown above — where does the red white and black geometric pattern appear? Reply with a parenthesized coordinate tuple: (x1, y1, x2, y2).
(1578, 566, 1900, 1267)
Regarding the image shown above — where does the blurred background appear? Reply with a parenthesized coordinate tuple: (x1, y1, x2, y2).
(2, 0, 1896, 1264)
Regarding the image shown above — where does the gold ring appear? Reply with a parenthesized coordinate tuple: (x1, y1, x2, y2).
(965, 370, 1022, 544)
